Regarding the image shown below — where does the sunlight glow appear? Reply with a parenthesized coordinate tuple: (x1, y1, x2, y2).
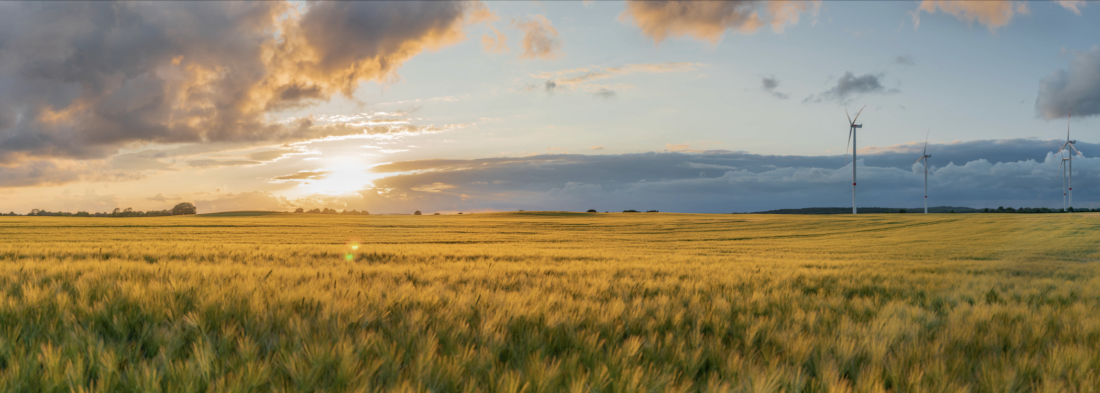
(297, 156, 380, 196)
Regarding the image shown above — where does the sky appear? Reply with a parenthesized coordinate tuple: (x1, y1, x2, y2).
(1, 0, 1100, 214)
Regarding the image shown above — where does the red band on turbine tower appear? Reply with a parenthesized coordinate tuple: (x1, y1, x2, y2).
(853, 183, 857, 186)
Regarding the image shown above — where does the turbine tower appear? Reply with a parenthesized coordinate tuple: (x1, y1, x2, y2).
(916, 129, 931, 214)
(1056, 109, 1082, 211)
(845, 106, 866, 214)
(1060, 155, 1069, 211)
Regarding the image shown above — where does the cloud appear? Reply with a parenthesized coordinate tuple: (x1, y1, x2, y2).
(532, 62, 701, 96)
(760, 75, 789, 99)
(0, 1, 493, 169)
(911, 0, 1017, 30)
(146, 193, 182, 202)
(591, 146, 606, 151)
(1057, 0, 1086, 15)
(411, 182, 457, 193)
(1035, 46, 1100, 120)
(272, 170, 330, 181)
(195, 191, 294, 213)
(594, 88, 617, 99)
(512, 14, 562, 60)
(0, 159, 142, 188)
(555, 62, 700, 85)
(893, 55, 917, 66)
(357, 139, 1100, 212)
(805, 72, 895, 104)
(248, 148, 302, 162)
(620, 0, 820, 45)
(186, 159, 260, 168)
(481, 27, 509, 53)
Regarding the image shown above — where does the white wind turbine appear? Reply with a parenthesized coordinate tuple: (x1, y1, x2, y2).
(1056, 109, 1082, 211)
(845, 106, 866, 214)
(916, 129, 931, 214)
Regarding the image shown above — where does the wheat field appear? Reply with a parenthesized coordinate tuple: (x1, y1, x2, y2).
(0, 212, 1099, 392)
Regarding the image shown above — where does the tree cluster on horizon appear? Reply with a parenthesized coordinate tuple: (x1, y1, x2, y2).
(293, 208, 370, 215)
(11, 202, 197, 217)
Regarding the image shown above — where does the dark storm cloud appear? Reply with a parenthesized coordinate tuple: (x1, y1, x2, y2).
(0, 1, 491, 167)
(1035, 47, 1100, 120)
(359, 139, 1095, 213)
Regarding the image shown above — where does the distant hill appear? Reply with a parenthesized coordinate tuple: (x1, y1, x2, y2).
(753, 206, 983, 214)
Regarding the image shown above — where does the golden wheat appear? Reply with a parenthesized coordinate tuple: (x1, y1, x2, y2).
(0, 212, 1098, 391)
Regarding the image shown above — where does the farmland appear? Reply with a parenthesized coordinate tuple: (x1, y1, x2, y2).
(1, 212, 1099, 391)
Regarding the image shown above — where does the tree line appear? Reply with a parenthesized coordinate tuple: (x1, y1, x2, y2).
(5, 202, 197, 217)
(982, 206, 1100, 213)
(293, 208, 370, 215)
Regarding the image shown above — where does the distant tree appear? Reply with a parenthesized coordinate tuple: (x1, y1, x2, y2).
(307, 208, 321, 214)
(171, 202, 197, 215)
(414, 210, 422, 215)
(322, 208, 338, 214)
(433, 213, 440, 215)
(646, 210, 658, 213)
(587, 209, 597, 213)
(458, 212, 463, 215)
(294, 208, 304, 213)
(623, 210, 639, 213)
(950, 210, 956, 213)
(898, 209, 906, 213)
(29, 209, 40, 216)
(997, 206, 1005, 213)
(983, 208, 990, 213)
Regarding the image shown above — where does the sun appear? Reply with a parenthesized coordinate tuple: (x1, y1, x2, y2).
(298, 156, 381, 196)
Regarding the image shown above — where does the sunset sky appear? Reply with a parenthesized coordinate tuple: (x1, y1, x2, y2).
(1, 0, 1099, 214)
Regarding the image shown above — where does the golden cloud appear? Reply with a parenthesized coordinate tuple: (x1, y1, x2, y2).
(619, 0, 819, 44)
(512, 15, 563, 60)
(912, 0, 1017, 30)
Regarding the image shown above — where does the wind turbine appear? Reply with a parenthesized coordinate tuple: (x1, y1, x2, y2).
(1056, 109, 1082, 211)
(916, 129, 931, 213)
(845, 106, 866, 214)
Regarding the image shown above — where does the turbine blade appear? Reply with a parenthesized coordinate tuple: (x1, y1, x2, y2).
(851, 105, 866, 124)
(846, 107, 851, 125)
(1067, 108, 1072, 141)
(844, 127, 853, 166)
(923, 127, 929, 157)
(916, 156, 924, 164)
